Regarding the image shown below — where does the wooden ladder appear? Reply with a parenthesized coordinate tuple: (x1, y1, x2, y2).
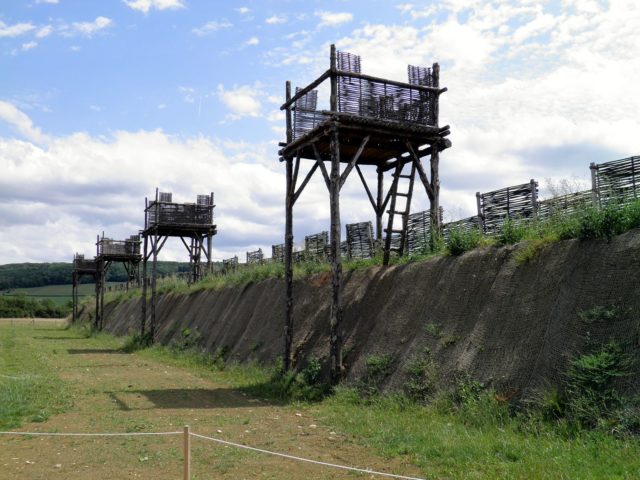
(383, 160, 417, 264)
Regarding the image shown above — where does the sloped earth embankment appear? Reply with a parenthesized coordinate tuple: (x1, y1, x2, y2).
(90, 230, 640, 398)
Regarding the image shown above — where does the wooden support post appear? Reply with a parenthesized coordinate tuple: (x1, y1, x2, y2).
(183, 425, 191, 480)
(429, 146, 441, 235)
(376, 167, 383, 241)
(150, 231, 158, 342)
(476, 192, 484, 233)
(99, 264, 105, 330)
(530, 179, 538, 218)
(283, 80, 294, 373)
(141, 232, 148, 337)
(329, 124, 343, 385)
(590, 162, 599, 206)
(284, 156, 294, 372)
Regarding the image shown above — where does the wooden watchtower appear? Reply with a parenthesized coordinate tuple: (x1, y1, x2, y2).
(72, 253, 98, 323)
(279, 45, 451, 382)
(94, 233, 142, 329)
(141, 189, 217, 341)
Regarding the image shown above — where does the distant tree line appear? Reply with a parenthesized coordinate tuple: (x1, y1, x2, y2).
(0, 262, 192, 290)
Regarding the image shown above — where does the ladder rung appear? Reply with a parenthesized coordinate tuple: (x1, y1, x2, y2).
(395, 192, 409, 197)
(384, 228, 404, 234)
(396, 174, 412, 179)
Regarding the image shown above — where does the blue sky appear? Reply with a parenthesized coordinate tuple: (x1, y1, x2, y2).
(1, 0, 639, 263)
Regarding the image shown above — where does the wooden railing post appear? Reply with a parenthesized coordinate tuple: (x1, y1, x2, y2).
(183, 425, 191, 480)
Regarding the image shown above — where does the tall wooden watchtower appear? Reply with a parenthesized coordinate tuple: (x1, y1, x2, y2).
(141, 189, 217, 341)
(94, 233, 142, 329)
(72, 253, 98, 323)
(279, 45, 451, 382)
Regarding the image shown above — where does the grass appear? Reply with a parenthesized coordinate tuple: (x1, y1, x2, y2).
(0, 322, 73, 428)
(3, 321, 640, 478)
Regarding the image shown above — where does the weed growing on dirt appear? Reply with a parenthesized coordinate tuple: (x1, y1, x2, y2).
(358, 354, 395, 396)
(447, 227, 482, 255)
(404, 348, 438, 402)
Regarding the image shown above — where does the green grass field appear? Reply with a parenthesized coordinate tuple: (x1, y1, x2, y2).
(1, 283, 125, 306)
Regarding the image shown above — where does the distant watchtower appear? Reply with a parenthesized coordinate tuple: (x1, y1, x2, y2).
(94, 233, 142, 329)
(279, 45, 451, 382)
(71, 253, 98, 323)
(141, 189, 217, 341)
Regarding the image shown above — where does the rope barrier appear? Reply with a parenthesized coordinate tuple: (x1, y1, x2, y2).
(0, 429, 426, 479)
(190, 432, 426, 480)
(0, 431, 181, 437)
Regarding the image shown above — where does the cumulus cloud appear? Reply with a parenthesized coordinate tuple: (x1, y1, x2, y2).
(216, 83, 263, 120)
(315, 11, 353, 27)
(35, 0, 59, 3)
(327, 1, 640, 214)
(35, 25, 53, 38)
(68, 16, 113, 37)
(0, 20, 35, 38)
(192, 20, 232, 36)
(122, 0, 185, 14)
(266, 15, 286, 25)
(0, 101, 49, 144)
(244, 36, 259, 47)
(236, 7, 250, 15)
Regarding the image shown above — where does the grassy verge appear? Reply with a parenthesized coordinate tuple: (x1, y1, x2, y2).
(125, 335, 640, 478)
(0, 322, 73, 428)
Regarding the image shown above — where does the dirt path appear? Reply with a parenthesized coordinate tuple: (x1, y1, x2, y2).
(1, 324, 420, 480)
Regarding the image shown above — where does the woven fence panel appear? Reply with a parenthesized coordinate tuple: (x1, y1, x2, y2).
(442, 216, 481, 241)
(292, 88, 327, 140)
(74, 255, 97, 271)
(406, 208, 445, 254)
(292, 250, 306, 263)
(346, 221, 374, 259)
(272, 244, 284, 263)
(147, 202, 214, 227)
(304, 231, 328, 260)
(480, 182, 538, 234)
(538, 190, 593, 218)
(594, 156, 640, 206)
(223, 256, 238, 271)
(335, 51, 436, 126)
(246, 249, 264, 265)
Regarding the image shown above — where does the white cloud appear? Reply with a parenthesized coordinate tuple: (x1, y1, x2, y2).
(122, 0, 185, 14)
(0, 101, 49, 144)
(35, 0, 59, 3)
(236, 7, 250, 15)
(69, 16, 113, 37)
(178, 86, 195, 103)
(35, 25, 53, 38)
(266, 15, 286, 25)
(192, 20, 232, 36)
(0, 20, 35, 38)
(21, 41, 38, 51)
(216, 83, 262, 120)
(315, 11, 353, 27)
(244, 36, 259, 47)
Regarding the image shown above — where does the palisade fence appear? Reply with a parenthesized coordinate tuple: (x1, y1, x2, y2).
(214, 155, 639, 272)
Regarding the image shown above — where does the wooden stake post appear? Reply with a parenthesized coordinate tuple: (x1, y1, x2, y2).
(183, 425, 191, 480)
(279, 44, 451, 382)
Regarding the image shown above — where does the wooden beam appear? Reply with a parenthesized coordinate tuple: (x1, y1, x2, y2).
(293, 161, 320, 205)
(292, 154, 301, 196)
(280, 69, 331, 111)
(407, 141, 435, 200)
(312, 143, 331, 190)
(339, 135, 370, 190)
(356, 164, 377, 213)
(336, 70, 447, 94)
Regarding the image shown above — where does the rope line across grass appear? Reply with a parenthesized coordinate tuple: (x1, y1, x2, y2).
(0, 431, 182, 437)
(191, 432, 426, 480)
(0, 429, 426, 480)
